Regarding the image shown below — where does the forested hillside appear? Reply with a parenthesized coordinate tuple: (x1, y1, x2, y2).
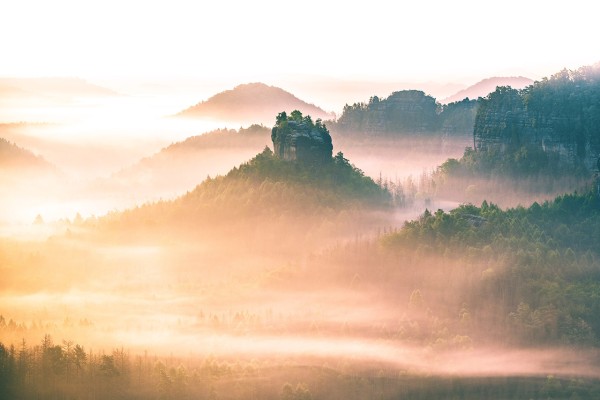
(331, 90, 478, 135)
(98, 147, 393, 252)
(380, 190, 600, 345)
(473, 64, 600, 174)
(0, 138, 53, 170)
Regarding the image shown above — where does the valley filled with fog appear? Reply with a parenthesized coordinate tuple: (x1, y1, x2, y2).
(1, 68, 600, 400)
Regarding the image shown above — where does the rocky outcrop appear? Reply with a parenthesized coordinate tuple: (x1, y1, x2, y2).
(473, 67, 600, 172)
(473, 86, 534, 152)
(271, 110, 332, 164)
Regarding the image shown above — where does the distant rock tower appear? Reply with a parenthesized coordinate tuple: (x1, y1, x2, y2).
(271, 110, 333, 163)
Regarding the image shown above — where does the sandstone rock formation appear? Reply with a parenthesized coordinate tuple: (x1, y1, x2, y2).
(271, 110, 332, 164)
(474, 76, 600, 173)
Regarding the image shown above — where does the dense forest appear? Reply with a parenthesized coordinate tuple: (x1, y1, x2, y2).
(380, 190, 600, 344)
(95, 147, 396, 255)
(115, 146, 392, 220)
(473, 64, 600, 175)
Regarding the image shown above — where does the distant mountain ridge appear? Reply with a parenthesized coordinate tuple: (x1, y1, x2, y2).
(0, 137, 55, 170)
(442, 76, 533, 104)
(105, 125, 271, 200)
(176, 82, 334, 124)
(0, 77, 119, 99)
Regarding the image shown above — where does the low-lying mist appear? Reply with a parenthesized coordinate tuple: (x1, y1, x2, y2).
(2, 95, 600, 399)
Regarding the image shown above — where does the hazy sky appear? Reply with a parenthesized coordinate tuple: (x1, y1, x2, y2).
(2, 0, 597, 87)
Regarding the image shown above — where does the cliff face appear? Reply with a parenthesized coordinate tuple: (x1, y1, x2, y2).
(271, 111, 333, 164)
(474, 87, 534, 152)
(473, 67, 600, 172)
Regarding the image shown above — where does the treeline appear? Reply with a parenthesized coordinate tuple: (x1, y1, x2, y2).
(104, 148, 393, 230)
(2, 335, 600, 400)
(423, 146, 591, 207)
(0, 334, 272, 400)
(0, 137, 54, 171)
(331, 91, 478, 135)
(96, 148, 395, 253)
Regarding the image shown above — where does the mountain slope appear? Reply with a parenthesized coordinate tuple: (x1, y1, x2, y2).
(0, 137, 55, 170)
(107, 125, 271, 198)
(381, 190, 600, 345)
(101, 148, 391, 251)
(442, 76, 533, 104)
(176, 82, 334, 124)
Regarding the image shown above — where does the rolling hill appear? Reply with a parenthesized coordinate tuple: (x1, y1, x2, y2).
(106, 125, 271, 199)
(0, 137, 55, 171)
(176, 82, 334, 124)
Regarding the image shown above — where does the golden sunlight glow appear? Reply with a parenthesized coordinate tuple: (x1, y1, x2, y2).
(1, 2, 599, 399)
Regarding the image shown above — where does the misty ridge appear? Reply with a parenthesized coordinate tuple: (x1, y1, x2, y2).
(1, 63, 600, 400)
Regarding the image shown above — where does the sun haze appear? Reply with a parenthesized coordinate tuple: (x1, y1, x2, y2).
(1, 0, 596, 86)
(2, 2, 600, 400)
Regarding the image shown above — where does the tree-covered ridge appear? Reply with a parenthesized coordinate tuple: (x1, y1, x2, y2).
(0, 138, 53, 170)
(474, 63, 600, 175)
(382, 190, 600, 345)
(331, 90, 478, 135)
(178, 147, 391, 218)
(334, 90, 439, 133)
(102, 147, 392, 243)
(166, 124, 269, 151)
(228, 147, 386, 203)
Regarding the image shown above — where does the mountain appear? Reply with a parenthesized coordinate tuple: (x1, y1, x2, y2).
(175, 82, 334, 124)
(0, 77, 119, 101)
(0, 137, 55, 171)
(442, 76, 533, 104)
(106, 125, 271, 198)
